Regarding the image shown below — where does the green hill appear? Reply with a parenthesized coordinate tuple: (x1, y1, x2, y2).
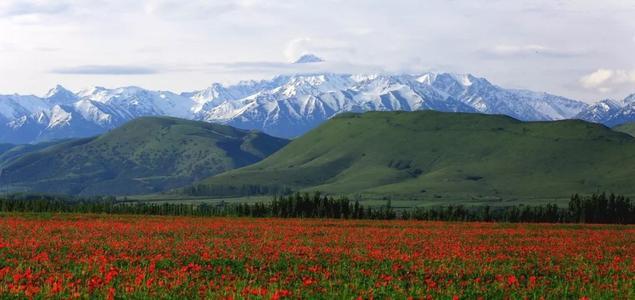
(613, 122, 635, 137)
(0, 140, 71, 166)
(0, 117, 288, 195)
(186, 111, 635, 203)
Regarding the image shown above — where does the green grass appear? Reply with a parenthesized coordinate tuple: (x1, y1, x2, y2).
(190, 110, 635, 203)
(0, 117, 288, 196)
(0, 139, 70, 166)
(613, 122, 635, 137)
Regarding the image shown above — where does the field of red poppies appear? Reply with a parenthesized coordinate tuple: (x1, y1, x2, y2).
(0, 214, 632, 299)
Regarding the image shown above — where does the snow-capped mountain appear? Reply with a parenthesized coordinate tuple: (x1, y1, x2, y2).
(194, 72, 587, 137)
(574, 94, 635, 127)
(45, 85, 78, 105)
(574, 99, 623, 124)
(3, 70, 630, 144)
(0, 86, 197, 143)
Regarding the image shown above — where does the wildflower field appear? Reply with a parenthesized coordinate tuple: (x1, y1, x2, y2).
(0, 214, 633, 299)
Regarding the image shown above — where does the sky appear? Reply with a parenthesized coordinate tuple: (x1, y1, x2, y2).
(0, 0, 634, 103)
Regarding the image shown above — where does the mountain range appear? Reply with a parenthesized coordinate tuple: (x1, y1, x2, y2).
(2, 64, 634, 143)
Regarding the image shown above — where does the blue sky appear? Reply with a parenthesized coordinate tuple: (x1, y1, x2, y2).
(0, 0, 634, 102)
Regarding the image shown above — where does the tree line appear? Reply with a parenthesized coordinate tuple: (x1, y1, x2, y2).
(0, 192, 632, 224)
(180, 184, 292, 197)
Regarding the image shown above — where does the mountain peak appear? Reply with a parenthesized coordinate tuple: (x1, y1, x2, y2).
(624, 93, 635, 103)
(293, 54, 324, 64)
(45, 84, 77, 104)
(45, 84, 72, 97)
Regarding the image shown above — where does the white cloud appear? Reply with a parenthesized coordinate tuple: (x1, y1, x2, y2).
(0, 42, 15, 52)
(0, 0, 634, 102)
(168, 58, 384, 76)
(283, 38, 355, 62)
(493, 44, 548, 55)
(51, 65, 159, 75)
(143, 0, 241, 19)
(0, 0, 70, 16)
(482, 44, 582, 58)
(283, 38, 313, 61)
(580, 69, 635, 93)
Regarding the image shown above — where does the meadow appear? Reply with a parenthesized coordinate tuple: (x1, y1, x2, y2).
(0, 214, 632, 299)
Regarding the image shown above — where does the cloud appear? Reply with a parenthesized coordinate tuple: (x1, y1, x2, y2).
(0, 42, 16, 52)
(171, 58, 384, 76)
(51, 65, 159, 75)
(283, 38, 356, 62)
(480, 44, 583, 58)
(0, 1, 70, 16)
(143, 0, 259, 19)
(0, 0, 633, 101)
(579, 68, 635, 93)
(221, 62, 295, 70)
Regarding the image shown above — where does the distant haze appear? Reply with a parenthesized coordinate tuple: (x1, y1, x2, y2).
(0, 0, 634, 102)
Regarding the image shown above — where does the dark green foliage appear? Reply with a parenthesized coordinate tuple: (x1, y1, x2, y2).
(0, 192, 632, 224)
(568, 192, 634, 224)
(404, 193, 634, 224)
(181, 183, 292, 197)
(0, 192, 394, 219)
(0, 192, 395, 219)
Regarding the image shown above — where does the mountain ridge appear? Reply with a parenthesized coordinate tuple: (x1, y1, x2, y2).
(1, 71, 633, 143)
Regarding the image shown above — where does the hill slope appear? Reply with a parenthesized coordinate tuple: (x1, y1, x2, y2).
(188, 111, 635, 202)
(613, 122, 635, 137)
(0, 140, 71, 166)
(0, 117, 288, 195)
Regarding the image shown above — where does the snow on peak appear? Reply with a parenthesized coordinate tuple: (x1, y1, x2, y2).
(446, 73, 474, 86)
(2, 70, 628, 143)
(293, 54, 324, 64)
(48, 105, 73, 128)
(624, 93, 635, 103)
(415, 73, 437, 84)
(415, 72, 480, 87)
(45, 84, 71, 97)
(351, 74, 381, 82)
(45, 84, 77, 104)
(0, 94, 51, 119)
(77, 86, 108, 99)
(598, 99, 623, 109)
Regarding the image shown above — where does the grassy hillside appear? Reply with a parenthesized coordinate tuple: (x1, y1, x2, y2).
(187, 111, 635, 203)
(0, 117, 288, 195)
(0, 140, 71, 166)
(613, 122, 635, 137)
